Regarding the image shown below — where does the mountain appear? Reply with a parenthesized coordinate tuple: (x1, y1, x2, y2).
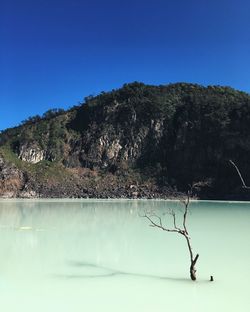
(1, 82, 250, 199)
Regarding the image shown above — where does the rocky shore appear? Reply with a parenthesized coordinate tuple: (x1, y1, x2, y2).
(0, 155, 182, 199)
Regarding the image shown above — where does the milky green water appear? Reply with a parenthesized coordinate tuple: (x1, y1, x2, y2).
(0, 199, 249, 312)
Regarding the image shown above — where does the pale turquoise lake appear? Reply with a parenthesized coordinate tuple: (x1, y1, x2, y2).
(0, 199, 249, 311)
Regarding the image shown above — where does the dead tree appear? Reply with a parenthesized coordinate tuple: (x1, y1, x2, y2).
(229, 160, 250, 189)
(141, 190, 199, 281)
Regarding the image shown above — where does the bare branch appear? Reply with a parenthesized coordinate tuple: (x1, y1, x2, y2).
(193, 254, 199, 267)
(182, 193, 189, 235)
(142, 214, 180, 234)
(229, 159, 250, 189)
(169, 209, 181, 231)
(150, 213, 163, 227)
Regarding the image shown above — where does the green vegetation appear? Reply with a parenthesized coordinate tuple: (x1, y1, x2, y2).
(0, 144, 24, 168)
(1, 82, 250, 198)
(0, 144, 70, 184)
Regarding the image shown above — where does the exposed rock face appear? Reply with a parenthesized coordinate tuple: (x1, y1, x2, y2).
(69, 99, 165, 170)
(0, 156, 25, 197)
(18, 143, 45, 164)
(1, 82, 250, 199)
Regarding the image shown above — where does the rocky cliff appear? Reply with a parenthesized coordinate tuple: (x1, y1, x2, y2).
(1, 82, 250, 199)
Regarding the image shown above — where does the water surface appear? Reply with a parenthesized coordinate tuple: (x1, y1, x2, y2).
(0, 199, 249, 311)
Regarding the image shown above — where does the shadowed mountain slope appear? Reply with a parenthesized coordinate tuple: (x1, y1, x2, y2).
(1, 82, 250, 199)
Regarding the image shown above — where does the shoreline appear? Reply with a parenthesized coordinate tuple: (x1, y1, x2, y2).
(1, 194, 250, 202)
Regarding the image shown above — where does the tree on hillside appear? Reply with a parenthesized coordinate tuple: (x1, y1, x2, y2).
(43, 108, 65, 119)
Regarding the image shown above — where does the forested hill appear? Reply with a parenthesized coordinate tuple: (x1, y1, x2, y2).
(1, 82, 250, 199)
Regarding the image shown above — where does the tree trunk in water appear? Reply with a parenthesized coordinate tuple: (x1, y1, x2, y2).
(190, 254, 199, 281)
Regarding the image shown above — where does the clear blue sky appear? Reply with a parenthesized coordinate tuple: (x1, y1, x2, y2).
(1, 0, 250, 130)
